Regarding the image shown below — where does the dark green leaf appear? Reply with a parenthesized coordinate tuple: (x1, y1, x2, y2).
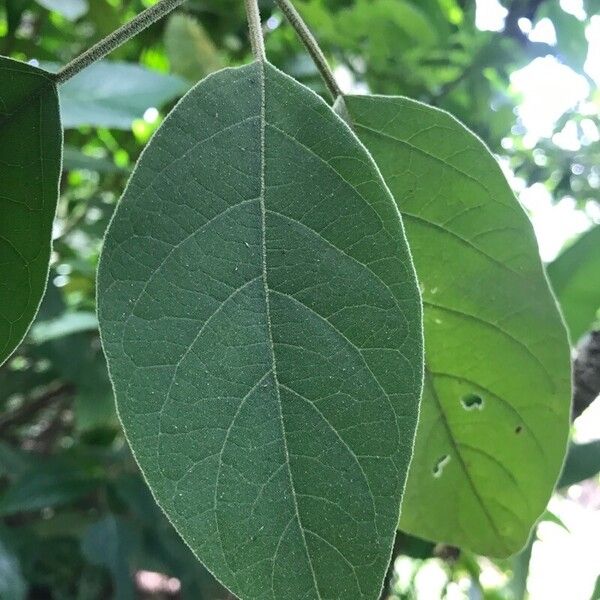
(98, 62, 423, 599)
(341, 94, 571, 557)
(0, 457, 103, 516)
(547, 226, 600, 343)
(0, 57, 62, 366)
(558, 441, 600, 488)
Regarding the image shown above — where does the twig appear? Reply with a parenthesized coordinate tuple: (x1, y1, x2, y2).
(0, 383, 74, 433)
(244, 0, 266, 61)
(275, 0, 342, 99)
(55, 0, 186, 84)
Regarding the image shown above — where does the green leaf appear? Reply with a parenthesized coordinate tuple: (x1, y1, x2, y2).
(98, 62, 423, 600)
(0, 456, 103, 516)
(590, 573, 600, 600)
(5, 0, 32, 33)
(81, 516, 138, 600)
(34, 0, 88, 21)
(0, 536, 26, 600)
(164, 14, 224, 82)
(340, 94, 571, 557)
(0, 57, 62, 366)
(547, 226, 600, 343)
(558, 441, 600, 488)
(44, 61, 188, 129)
(62, 145, 128, 174)
(29, 311, 98, 343)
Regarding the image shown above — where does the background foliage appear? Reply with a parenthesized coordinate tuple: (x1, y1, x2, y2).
(0, 0, 598, 598)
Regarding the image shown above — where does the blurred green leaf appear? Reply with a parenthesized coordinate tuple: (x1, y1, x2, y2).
(34, 0, 88, 20)
(0, 456, 104, 516)
(0, 536, 26, 600)
(44, 61, 188, 129)
(29, 312, 98, 344)
(547, 226, 600, 343)
(81, 516, 138, 600)
(62, 145, 128, 173)
(591, 573, 600, 600)
(558, 440, 600, 488)
(4, 0, 32, 33)
(164, 13, 223, 82)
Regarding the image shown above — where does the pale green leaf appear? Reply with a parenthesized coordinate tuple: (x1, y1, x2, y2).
(0, 537, 26, 600)
(98, 62, 423, 599)
(29, 311, 98, 343)
(164, 14, 223, 82)
(0, 57, 62, 366)
(340, 94, 571, 557)
(43, 61, 188, 129)
(34, 0, 88, 21)
(547, 225, 600, 343)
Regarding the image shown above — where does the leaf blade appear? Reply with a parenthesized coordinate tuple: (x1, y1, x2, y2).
(0, 56, 62, 366)
(547, 225, 600, 343)
(43, 61, 188, 129)
(341, 94, 571, 557)
(98, 63, 423, 599)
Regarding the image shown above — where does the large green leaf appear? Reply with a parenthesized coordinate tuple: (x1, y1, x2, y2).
(98, 62, 423, 599)
(340, 94, 571, 556)
(0, 57, 62, 366)
(547, 225, 600, 343)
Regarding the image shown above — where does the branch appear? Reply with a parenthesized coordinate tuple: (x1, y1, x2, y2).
(572, 330, 600, 420)
(0, 383, 75, 433)
(275, 0, 342, 99)
(55, 0, 186, 84)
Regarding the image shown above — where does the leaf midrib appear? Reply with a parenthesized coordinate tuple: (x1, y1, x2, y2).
(256, 61, 323, 600)
(424, 368, 511, 555)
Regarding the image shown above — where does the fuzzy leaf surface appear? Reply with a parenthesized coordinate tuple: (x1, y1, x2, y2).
(98, 62, 423, 599)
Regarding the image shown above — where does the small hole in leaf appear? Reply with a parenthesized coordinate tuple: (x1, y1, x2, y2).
(432, 454, 450, 478)
(461, 393, 483, 410)
(515, 425, 523, 434)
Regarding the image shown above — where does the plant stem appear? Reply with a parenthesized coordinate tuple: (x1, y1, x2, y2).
(55, 0, 186, 85)
(275, 0, 341, 99)
(244, 0, 266, 61)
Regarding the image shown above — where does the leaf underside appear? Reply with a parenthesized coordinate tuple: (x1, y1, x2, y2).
(98, 62, 423, 600)
(342, 94, 571, 557)
(0, 56, 62, 366)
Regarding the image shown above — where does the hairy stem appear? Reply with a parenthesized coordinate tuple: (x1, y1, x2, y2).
(244, 0, 266, 61)
(275, 0, 341, 99)
(55, 0, 186, 84)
